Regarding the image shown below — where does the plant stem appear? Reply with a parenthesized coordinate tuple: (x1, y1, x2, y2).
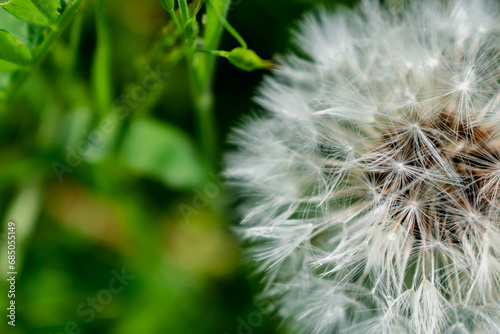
(92, 0, 112, 117)
(194, 49, 229, 57)
(206, 0, 247, 49)
(177, 0, 190, 24)
(2, 0, 86, 112)
(168, 10, 183, 34)
(189, 0, 231, 168)
(66, 11, 84, 76)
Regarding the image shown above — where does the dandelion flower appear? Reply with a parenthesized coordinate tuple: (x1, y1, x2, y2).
(225, 0, 500, 333)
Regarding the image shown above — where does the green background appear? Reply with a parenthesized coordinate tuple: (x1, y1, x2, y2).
(0, 0, 355, 333)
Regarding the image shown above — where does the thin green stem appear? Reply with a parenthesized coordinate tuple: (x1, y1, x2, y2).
(92, 0, 112, 116)
(189, 0, 231, 168)
(206, 0, 247, 49)
(177, 0, 233, 167)
(2, 0, 85, 112)
(168, 10, 183, 34)
(189, 60, 215, 168)
(194, 86, 216, 165)
(66, 12, 83, 74)
(58, 10, 83, 89)
(190, 0, 205, 17)
(194, 49, 229, 57)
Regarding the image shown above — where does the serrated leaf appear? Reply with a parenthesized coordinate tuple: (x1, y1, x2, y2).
(1, 0, 61, 27)
(119, 118, 207, 189)
(0, 29, 31, 65)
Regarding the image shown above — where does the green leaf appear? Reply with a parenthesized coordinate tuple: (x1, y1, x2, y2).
(1, 0, 61, 27)
(0, 29, 31, 65)
(0, 6, 29, 44)
(31, 0, 61, 23)
(0, 72, 10, 90)
(0, 59, 21, 71)
(119, 119, 207, 189)
(1, 0, 85, 111)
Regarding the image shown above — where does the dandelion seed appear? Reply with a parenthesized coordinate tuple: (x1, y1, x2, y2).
(225, 0, 500, 333)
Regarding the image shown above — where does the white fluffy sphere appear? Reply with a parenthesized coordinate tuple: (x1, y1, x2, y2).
(226, 1, 500, 333)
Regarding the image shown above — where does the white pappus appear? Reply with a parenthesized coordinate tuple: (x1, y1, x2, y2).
(225, 0, 500, 333)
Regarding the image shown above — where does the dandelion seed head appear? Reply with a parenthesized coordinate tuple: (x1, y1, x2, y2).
(226, 0, 500, 333)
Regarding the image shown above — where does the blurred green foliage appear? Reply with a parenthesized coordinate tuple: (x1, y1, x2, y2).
(0, 0, 356, 333)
